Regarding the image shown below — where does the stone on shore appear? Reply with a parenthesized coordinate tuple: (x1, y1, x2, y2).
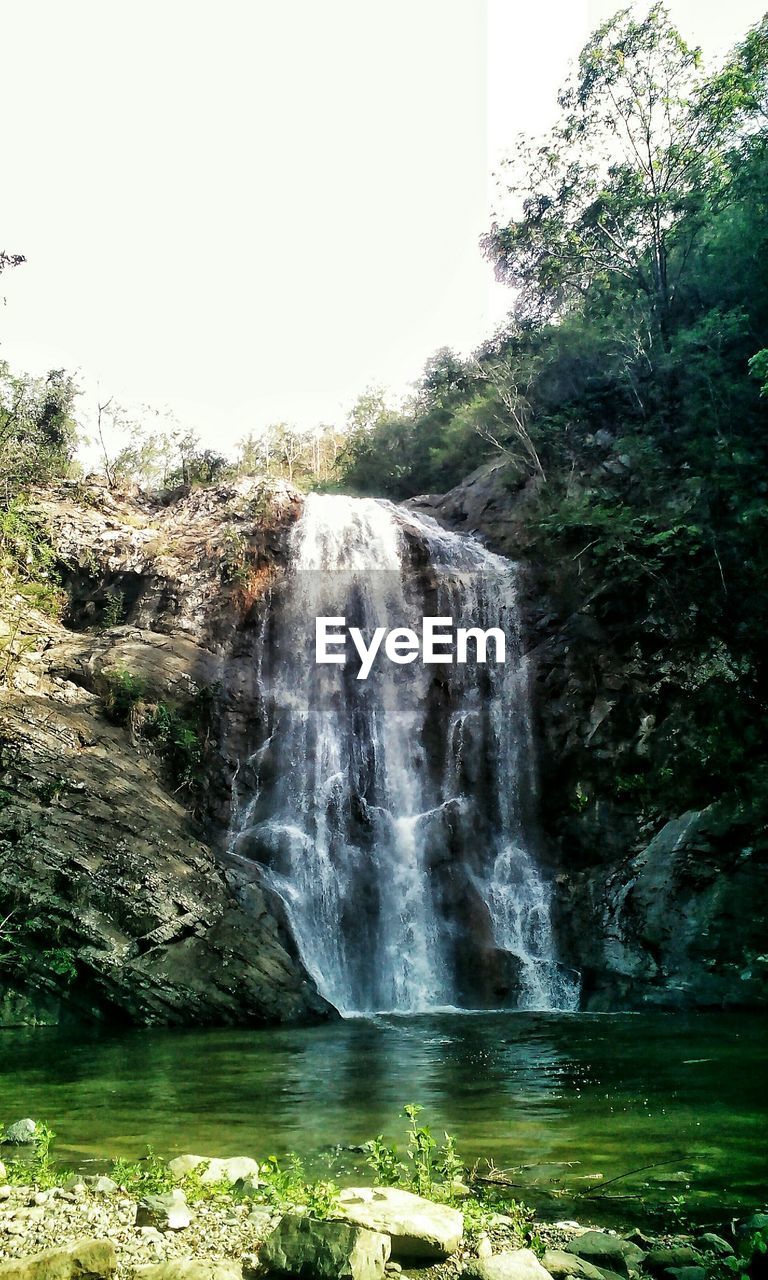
(643, 1248, 704, 1279)
(87, 1177, 119, 1196)
(466, 1247, 554, 1280)
(697, 1235, 733, 1258)
(335, 1187, 463, 1260)
(132, 1265, 243, 1280)
(0, 1238, 116, 1280)
(542, 1248, 606, 1280)
(565, 1232, 645, 1278)
(259, 1214, 390, 1280)
(168, 1155, 260, 1185)
(3, 1120, 38, 1146)
(135, 1190, 192, 1231)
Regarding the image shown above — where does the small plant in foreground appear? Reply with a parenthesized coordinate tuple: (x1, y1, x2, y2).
(718, 1226, 768, 1280)
(4, 1123, 74, 1191)
(404, 1103, 437, 1196)
(258, 1154, 339, 1219)
(100, 589, 125, 630)
(110, 1147, 174, 1195)
(363, 1134, 406, 1186)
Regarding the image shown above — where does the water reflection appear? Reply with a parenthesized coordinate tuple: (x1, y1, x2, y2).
(1, 1012, 766, 1223)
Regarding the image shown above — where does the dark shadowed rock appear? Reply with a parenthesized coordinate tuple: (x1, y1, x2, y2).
(564, 1232, 645, 1278)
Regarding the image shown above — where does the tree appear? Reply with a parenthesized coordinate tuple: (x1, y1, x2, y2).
(482, 4, 712, 341)
(0, 251, 25, 275)
(271, 422, 304, 483)
(700, 14, 768, 144)
(0, 364, 79, 500)
(346, 387, 389, 435)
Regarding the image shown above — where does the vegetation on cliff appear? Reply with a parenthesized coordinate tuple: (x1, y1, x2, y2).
(334, 8, 768, 840)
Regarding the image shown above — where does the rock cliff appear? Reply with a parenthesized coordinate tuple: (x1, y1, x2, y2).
(3, 467, 765, 1023)
(0, 477, 331, 1026)
(411, 458, 768, 1009)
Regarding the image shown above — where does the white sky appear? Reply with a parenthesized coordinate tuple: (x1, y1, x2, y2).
(2, 0, 765, 455)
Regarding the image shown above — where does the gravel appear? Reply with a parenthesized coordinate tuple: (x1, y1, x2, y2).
(0, 1184, 279, 1278)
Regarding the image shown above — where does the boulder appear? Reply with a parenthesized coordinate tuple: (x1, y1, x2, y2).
(168, 1154, 260, 1185)
(259, 1214, 390, 1280)
(466, 1248, 553, 1280)
(697, 1236, 733, 1259)
(542, 1249, 606, 1280)
(4, 1119, 38, 1145)
(87, 1176, 119, 1195)
(132, 1266, 242, 1280)
(565, 1232, 645, 1278)
(644, 1248, 704, 1279)
(336, 1187, 463, 1260)
(0, 1238, 116, 1280)
(135, 1189, 192, 1231)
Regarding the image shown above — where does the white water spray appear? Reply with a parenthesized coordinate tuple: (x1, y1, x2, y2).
(229, 494, 579, 1015)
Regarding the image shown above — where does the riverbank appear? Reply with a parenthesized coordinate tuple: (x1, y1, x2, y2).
(0, 1147, 761, 1280)
(2, 1014, 766, 1228)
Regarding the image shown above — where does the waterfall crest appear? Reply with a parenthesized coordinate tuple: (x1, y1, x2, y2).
(229, 493, 579, 1015)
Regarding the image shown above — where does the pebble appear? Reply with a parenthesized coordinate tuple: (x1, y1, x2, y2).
(0, 1182, 273, 1279)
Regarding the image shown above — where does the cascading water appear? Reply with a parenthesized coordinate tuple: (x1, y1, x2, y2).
(228, 493, 579, 1015)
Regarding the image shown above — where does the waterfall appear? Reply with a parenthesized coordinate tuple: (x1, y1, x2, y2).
(229, 493, 579, 1015)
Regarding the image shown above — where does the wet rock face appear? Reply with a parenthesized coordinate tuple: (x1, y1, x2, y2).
(413, 461, 768, 1010)
(0, 477, 330, 1027)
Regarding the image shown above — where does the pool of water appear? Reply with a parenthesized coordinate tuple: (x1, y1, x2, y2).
(1, 1012, 766, 1226)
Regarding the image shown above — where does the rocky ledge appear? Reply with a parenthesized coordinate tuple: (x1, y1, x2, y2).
(0, 477, 329, 1027)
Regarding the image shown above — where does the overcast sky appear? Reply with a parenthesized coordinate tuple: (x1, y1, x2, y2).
(2, 0, 766, 453)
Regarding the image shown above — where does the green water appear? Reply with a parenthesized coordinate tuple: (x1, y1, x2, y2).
(1, 1012, 766, 1226)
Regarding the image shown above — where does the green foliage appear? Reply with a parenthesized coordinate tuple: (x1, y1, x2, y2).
(403, 1103, 437, 1197)
(364, 1105, 478, 1211)
(0, 364, 79, 498)
(716, 1226, 768, 1280)
(102, 668, 147, 724)
(363, 1135, 406, 1186)
(0, 910, 77, 987)
(749, 348, 768, 396)
(258, 1154, 339, 1218)
(101, 670, 209, 791)
(0, 500, 65, 622)
(2, 1124, 73, 1191)
(570, 783, 590, 813)
(148, 701, 204, 790)
(334, 8, 768, 831)
(111, 415, 235, 492)
(0, 1107, 545, 1250)
(100, 589, 126, 629)
(219, 528, 250, 585)
(110, 1147, 175, 1196)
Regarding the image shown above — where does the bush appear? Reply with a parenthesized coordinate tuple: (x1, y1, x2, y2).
(101, 669, 209, 791)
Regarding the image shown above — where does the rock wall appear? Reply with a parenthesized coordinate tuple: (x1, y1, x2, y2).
(0, 477, 331, 1026)
(3, 467, 765, 1022)
(411, 459, 768, 1010)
